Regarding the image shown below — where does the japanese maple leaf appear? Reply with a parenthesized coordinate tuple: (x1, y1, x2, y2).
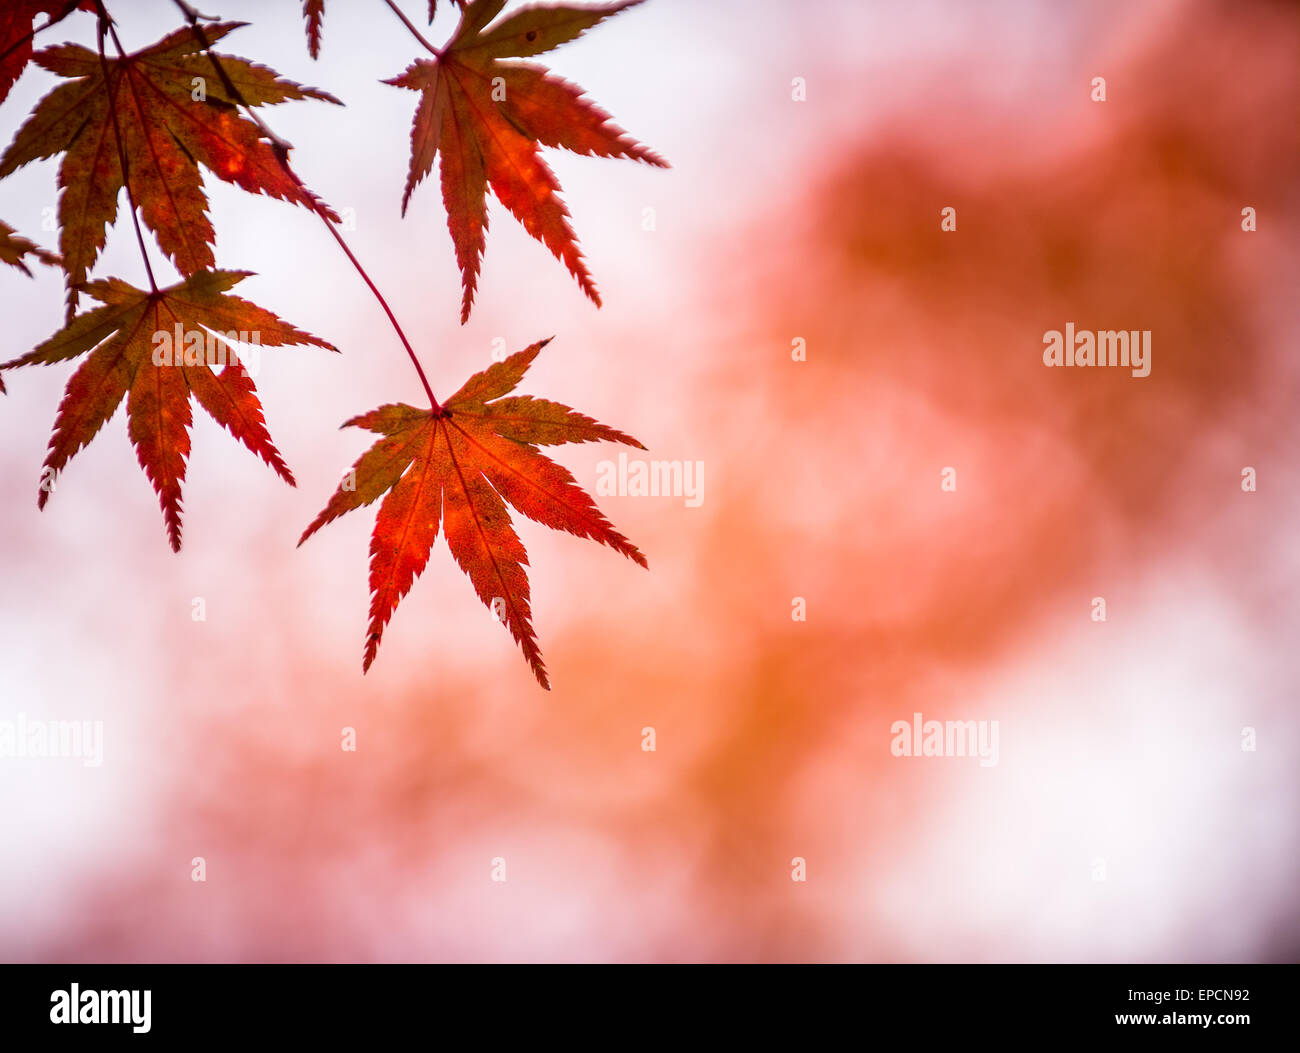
(0, 269, 335, 551)
(0, 22, 340, 317)
(299, 339, 647, 687)
(303, 1, 464, 57)
(385, 0, 668, 322)
(302, 0, 325, 59)
(0, 219, 59, 395)
(0, 1, 89, 107)
(0, 218, 59, 277)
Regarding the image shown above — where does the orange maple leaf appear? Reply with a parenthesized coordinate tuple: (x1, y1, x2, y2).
(385, 0, 667, 322)
(299, 339, 647, 687)
(0, 217, 59, 277)
(0, 269, 335, 551)
(0, 22, 340, 317)
(0, 219, 60, 395)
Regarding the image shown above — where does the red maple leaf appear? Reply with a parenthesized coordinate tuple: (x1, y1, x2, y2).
(0, 22, 340, 317)
(0, 1, 90, 107)
(299, 338, 646, 687)
(385, 0, 667, 321)
(301, 0, 325, 59)
(0, 269, 335, 551)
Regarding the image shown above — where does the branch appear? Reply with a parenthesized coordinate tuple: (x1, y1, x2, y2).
(92, 1, 159, 294)
(384, 0, 442, 58)
(170, 0, 443, 412)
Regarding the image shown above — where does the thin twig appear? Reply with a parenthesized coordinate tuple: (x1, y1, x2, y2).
(169, 0, 443, 411)
(316, 218, 443, 412)
(383, 0, 442, 58)
(93, 1, 158, 294)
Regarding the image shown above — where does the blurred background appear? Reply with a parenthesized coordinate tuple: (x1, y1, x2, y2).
(1, 0, 1297, 962)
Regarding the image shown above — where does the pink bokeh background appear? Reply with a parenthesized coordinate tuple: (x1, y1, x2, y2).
(1, 0, 1297, 961)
